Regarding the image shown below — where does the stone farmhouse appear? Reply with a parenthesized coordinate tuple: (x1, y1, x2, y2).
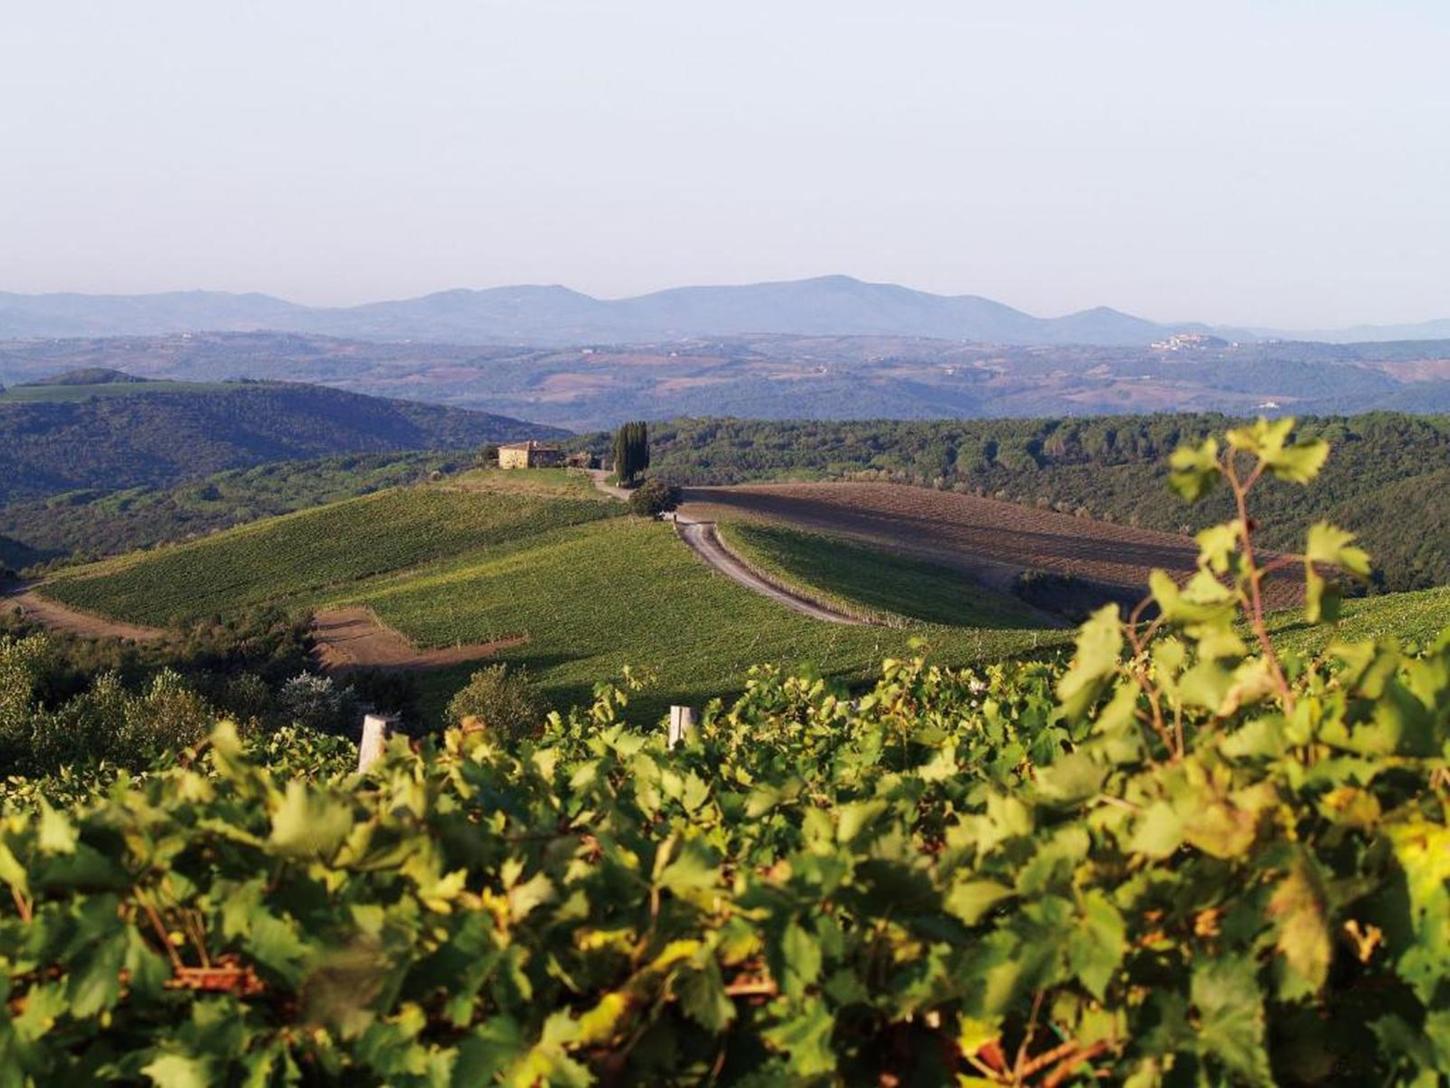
(498, 440, 566, 469)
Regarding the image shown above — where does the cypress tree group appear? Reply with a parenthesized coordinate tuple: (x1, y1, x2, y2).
(612, 421, 650, 486)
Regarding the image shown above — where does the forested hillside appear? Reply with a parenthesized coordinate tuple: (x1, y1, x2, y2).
(0, 452, 464, 568)
(0, 378, 562, 504)
(634, 412, 1450, 591)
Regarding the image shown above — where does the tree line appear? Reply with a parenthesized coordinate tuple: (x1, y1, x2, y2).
(610, 412, 1450, 592)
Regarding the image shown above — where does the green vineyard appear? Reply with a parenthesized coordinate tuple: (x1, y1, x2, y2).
(45, 487, 620, 626)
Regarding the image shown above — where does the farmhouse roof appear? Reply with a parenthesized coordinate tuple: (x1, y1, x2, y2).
(499, 440, 561, 451)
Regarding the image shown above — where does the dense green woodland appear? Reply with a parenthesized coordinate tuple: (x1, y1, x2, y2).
(0, 420, 1446, 1084)
(624, 412, 1450, 592)
(0, 380, 561, 506)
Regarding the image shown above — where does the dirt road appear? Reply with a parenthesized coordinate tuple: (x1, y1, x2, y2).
(674, 520, 865, 625)
(2, 584, 166, 642)
(311, 607, 526, 672)
(586, 469, 633, 502)
(591, 469, 864, 623)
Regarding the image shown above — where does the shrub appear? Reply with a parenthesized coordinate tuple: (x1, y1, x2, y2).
(277, 672, 355, 733)
(628, 477, 682, 517)
(446, 662, 547, 742)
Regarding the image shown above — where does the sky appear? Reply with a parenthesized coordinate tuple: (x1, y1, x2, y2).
(2, 0, 1448, 328)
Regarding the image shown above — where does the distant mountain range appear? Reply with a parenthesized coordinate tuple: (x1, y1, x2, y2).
(5, 276, 1447, 347)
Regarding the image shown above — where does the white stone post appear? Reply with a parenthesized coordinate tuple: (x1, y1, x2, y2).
(668, 705, 697, 749)
(357, 713, 392, 773)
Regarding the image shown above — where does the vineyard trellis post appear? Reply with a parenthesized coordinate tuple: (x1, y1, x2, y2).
(357, 713, 394, 772)
(667, 705, 696, 748)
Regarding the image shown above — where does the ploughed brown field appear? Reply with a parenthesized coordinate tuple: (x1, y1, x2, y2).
(678, 481, 1301, 610)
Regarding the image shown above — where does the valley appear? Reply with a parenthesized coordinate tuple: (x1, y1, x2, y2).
(4, 329, 1449, 431)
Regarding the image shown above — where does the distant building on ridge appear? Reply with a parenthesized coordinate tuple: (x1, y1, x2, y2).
(498, 440, 565, 469)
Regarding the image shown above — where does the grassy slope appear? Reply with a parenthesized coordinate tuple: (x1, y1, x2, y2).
(1269, 585, 1450, 654)
(441, 467, 600, 499)
(0, 452, 462, 566)
(328, 516, 1064, 717)
(45, 484, 619, 624)
(718, 521, 1047, 628)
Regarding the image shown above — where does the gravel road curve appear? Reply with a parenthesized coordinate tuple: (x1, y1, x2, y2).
(674, 520, 865, 625)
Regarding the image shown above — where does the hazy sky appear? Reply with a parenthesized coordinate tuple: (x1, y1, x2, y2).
(3, 1, 1448, 327)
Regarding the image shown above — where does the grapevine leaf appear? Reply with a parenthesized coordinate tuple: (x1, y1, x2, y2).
(1128, 802, 1184, 859)
(1057, 605, 1122, 719)
(835, 800, 887, 846)
(656, 839, 719, 897)
(1269, 437, 1330, 484)
(1067, 890, 1126, 1000)
(1225, 417, 1328, 484)
(452, 1017, 529, 1088)
(1386, 820, 1450, 1002)
(780, 921, 823, 997)
(762, 997, 836, 1076)
(142, 1053, 212, 1088)
(1169, 437, 1221, 501)
(1191, 957, 1273, 1084)
(1305, 522, 1371, 577)
(575, 991, 630, 1046)
(1195, 521, 1241, 573)
(678, 962, 735, 1032)
(945, 880, 1013, 926)
(1268, 853, 1332, 999)
(268, 781, 354, 861)
(0, 839, 29, 894)
(66, 932, 127, 1018)
(37, 801, 77, 856)
(1034, 751, 1106, 805)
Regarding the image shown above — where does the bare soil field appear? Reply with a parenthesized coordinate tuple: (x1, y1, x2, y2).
(2, 584, 166, 642)
(311, 607, 526, 673)
(678, 482, 1300, 609)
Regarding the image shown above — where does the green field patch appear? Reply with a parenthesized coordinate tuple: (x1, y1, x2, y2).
(1269, 584, 1450, 653)
(45, 488, 619, 625)
(331, 517, 1065, 716)
(442, 467, 599, 499)
(719, 520, 1049, 628)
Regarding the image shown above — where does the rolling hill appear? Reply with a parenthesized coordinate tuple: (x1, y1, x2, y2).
(40, 471, 1065, 715)
(0, 375, 564, 504)
(5, 330, 1450, 431)
(0, 452, 467, 567)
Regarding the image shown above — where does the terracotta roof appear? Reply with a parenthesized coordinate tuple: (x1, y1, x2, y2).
(499, 440, 561, 451)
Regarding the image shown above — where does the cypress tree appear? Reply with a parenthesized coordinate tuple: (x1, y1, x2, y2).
(612, 420, 651, 486)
